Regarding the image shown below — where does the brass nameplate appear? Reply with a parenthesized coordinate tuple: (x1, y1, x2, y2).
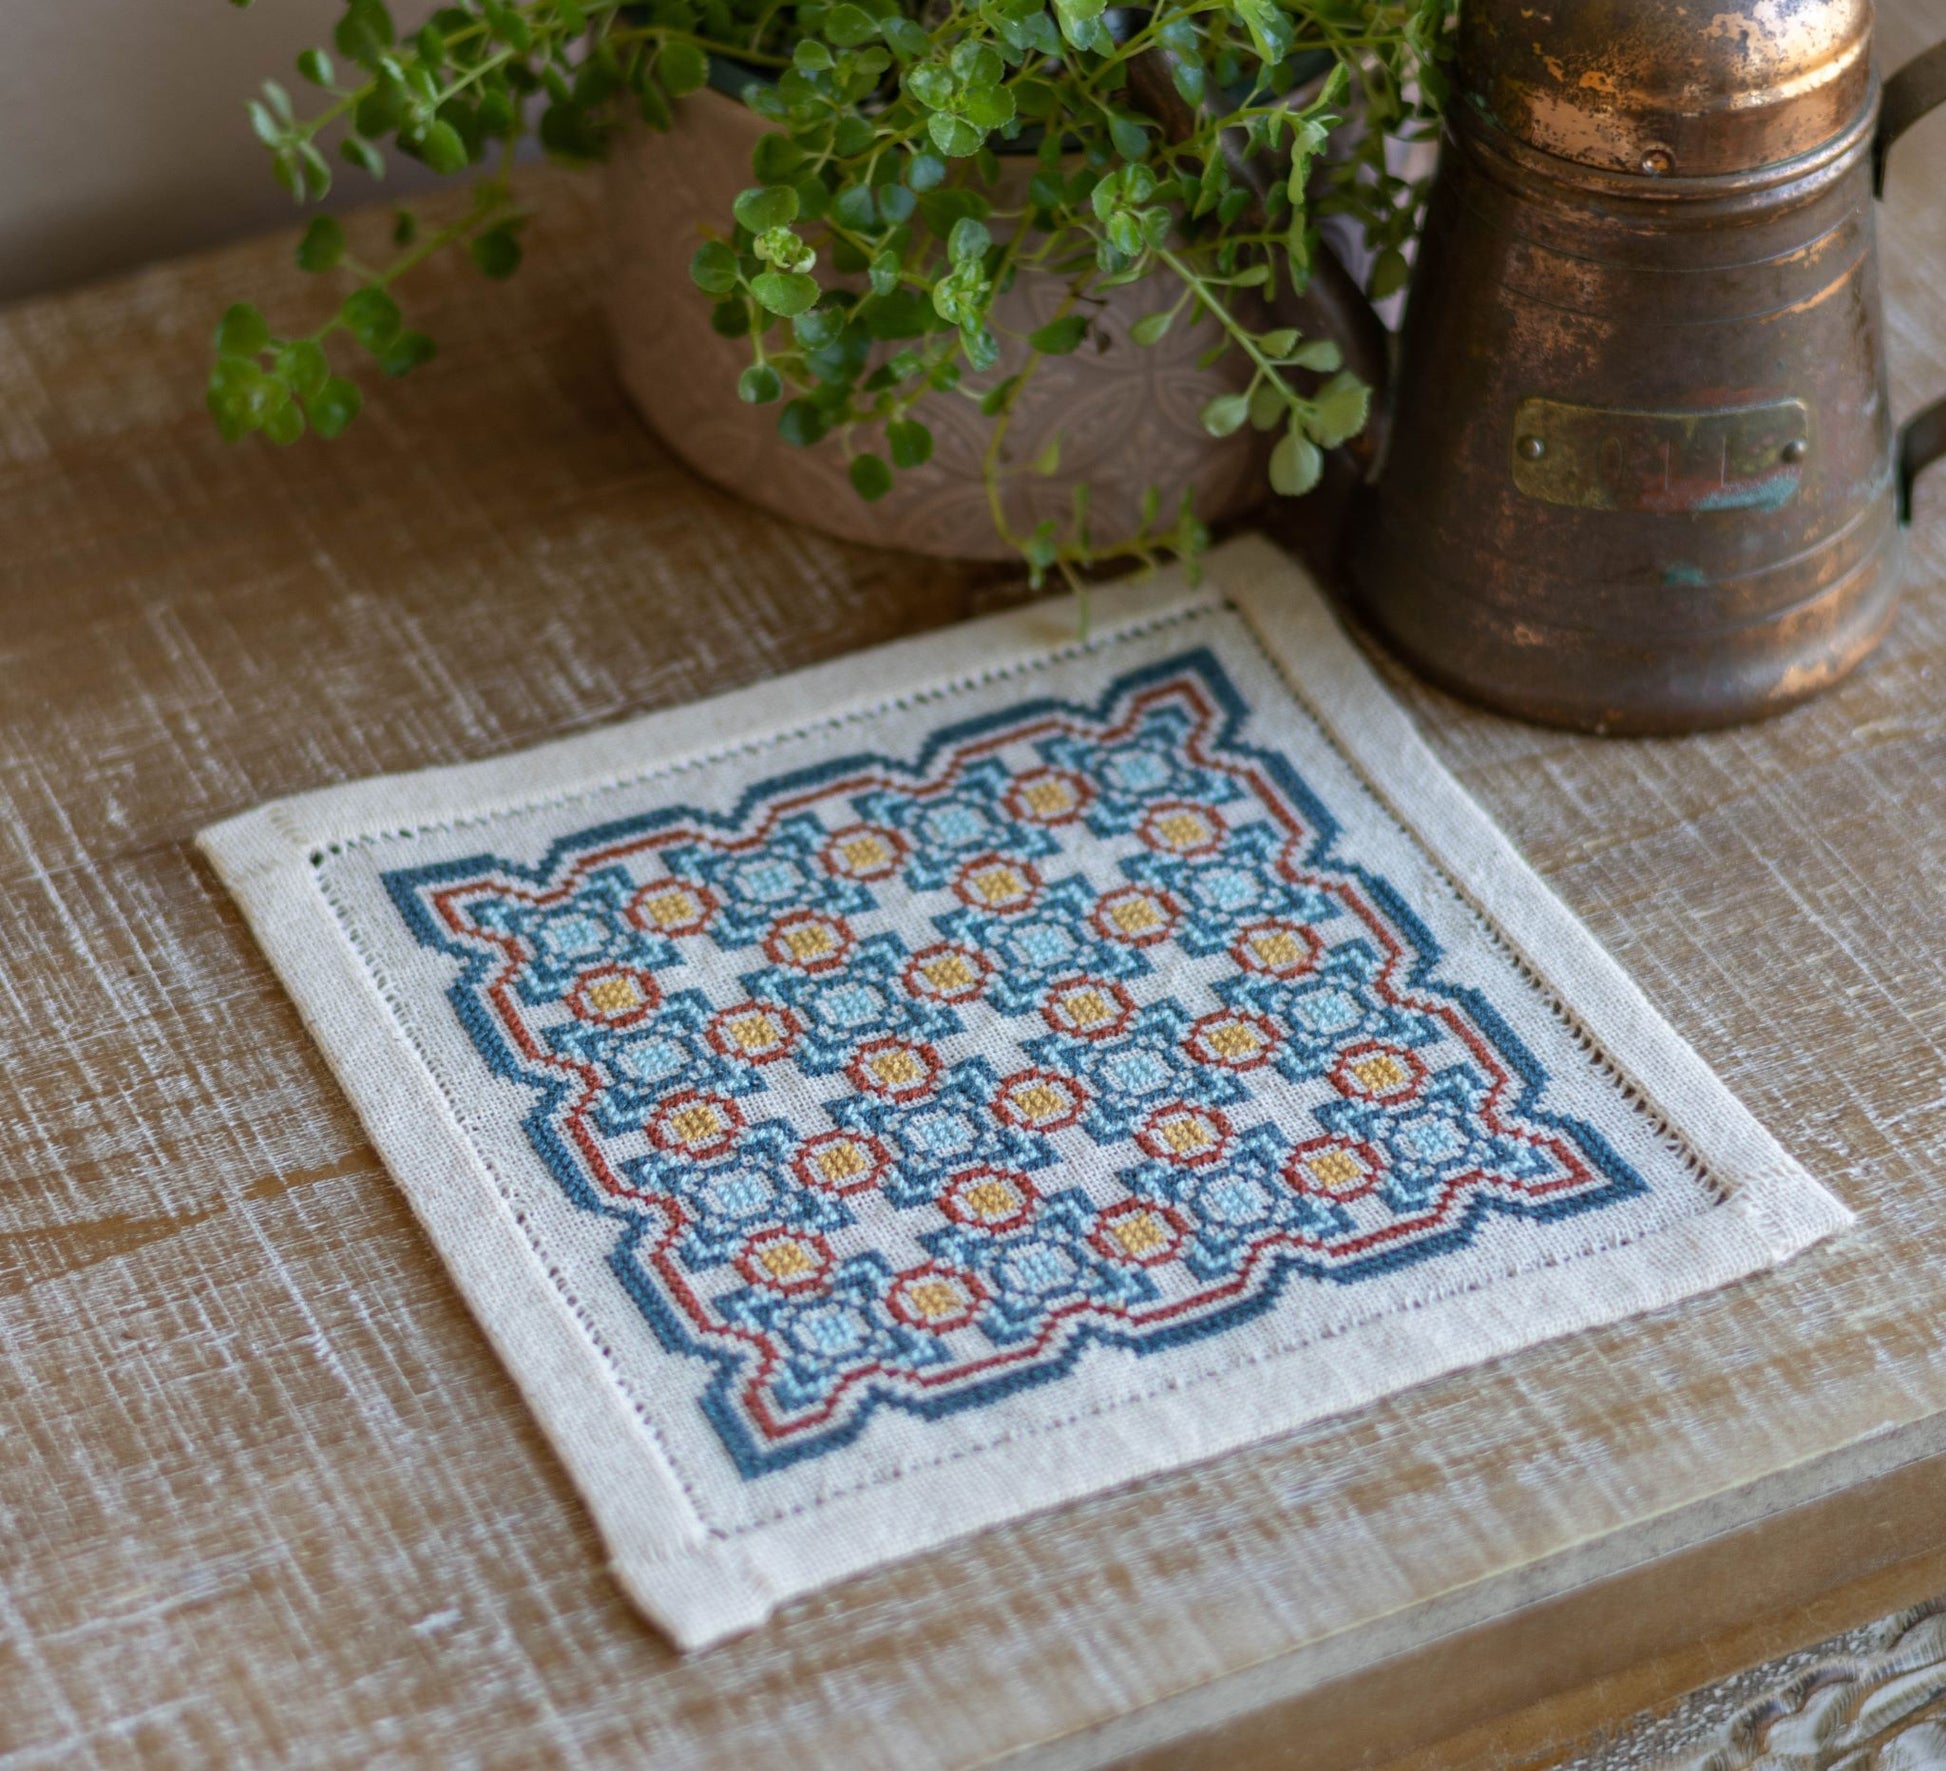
(1512, 397, 1811, 515)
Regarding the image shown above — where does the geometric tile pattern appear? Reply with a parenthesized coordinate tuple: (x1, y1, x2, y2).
(383, 650, 1644, 1474)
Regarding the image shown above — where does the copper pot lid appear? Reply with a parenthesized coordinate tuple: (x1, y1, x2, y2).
(1457, 0, 1876, 180)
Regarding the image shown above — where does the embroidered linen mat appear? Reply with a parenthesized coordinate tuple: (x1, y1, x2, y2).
(200, 535, 1850, 1650)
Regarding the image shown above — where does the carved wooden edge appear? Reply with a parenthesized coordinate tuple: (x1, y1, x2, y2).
(1667, 1600, 1946, 1770)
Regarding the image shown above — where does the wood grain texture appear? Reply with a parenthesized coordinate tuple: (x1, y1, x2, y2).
(2, 6, 1943, 1762)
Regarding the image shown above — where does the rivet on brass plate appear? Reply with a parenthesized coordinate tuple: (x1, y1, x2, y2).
(1639, 145, 1676, 176)
(1511, 397, 1813, 515)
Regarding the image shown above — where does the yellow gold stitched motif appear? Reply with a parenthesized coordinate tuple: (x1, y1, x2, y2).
(815, 1141, 869, 1182)
(961, 1177, 1020, 1218)
(585, 975, 644, 1014)
(1306, 1148, 1371, 1193)
(869, 1048, 925, 1088)
(922, 953, 975, 992)
(726, 1013, 783, 1051)
(1110, 1211, 1171, 1257)
(1249, 929, 1304, 968)
(758, 1240, 818, 1280)
(781, 923, 836, 961)
(969, 865, 1025, 905)
(639, 887, 702, 929)
(1204, 1019, 1264, 1060)
(904, 1279, 968, 1319)
(839, 834, 891, 873)
(668, 1103, 725, 1144)
(1157, 1114, 1216, 1155)
(1352, 1054, 1410, 1093)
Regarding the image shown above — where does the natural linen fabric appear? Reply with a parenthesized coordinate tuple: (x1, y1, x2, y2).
(199, 536, 1849, 1651)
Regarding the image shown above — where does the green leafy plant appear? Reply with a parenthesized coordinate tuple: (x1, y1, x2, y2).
(215, 0, 1451, 586)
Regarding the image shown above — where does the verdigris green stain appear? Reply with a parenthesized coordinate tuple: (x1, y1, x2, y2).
(1662, 562, 1710, 588)
(1695, 473, 1800, 514)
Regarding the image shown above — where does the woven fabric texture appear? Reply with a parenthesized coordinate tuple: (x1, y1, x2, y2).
(199, 537, 1850, 1649)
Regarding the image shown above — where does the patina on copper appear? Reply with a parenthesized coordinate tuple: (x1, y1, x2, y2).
(1331, 0, 1946, 732)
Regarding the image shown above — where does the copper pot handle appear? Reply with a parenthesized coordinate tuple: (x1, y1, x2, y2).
(1877, 39, 1946, 523)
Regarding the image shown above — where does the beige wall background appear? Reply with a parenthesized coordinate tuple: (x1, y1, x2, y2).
(0, 0, 449, 304)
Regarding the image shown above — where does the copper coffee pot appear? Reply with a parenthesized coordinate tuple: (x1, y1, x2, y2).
(1151, 3, 1946, 732)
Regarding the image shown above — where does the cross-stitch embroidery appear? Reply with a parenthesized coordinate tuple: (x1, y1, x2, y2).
(383, 649, 1647, 1476)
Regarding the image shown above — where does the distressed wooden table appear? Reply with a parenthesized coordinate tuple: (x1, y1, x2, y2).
(3, 13, 1944, 1766)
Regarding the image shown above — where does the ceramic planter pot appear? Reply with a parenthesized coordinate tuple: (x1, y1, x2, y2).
(604, 87, 1269, 559)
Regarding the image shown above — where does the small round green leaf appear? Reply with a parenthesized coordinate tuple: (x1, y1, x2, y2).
(264, 400, 306, 445)
(1200, 392, 1250, 438)
(659, 39, 709, 97)
(882, 16, 929, 59)
(738, 363, 783, 404)
(248, 99, 284, 150)
(887, 418, 933, 468)
(298, 142, 333, 200)
(275, 339, 331, 401)
(214, 302, 271, 358)
(379, 329, 436, 377)
(207, 359, 269, 441)
(340, 287, 402, 351)
(295, 215, 345, 273)
(1370, 248, 1411, 301)
(831, 184, 877, 231)
(849, 452, 893, 500)
(689, 240, 740, 295)
(824, 4, 878, 46)
(750, 271, 820, 317)
(1027, 313, 1088, 355)
(469, 224, 523, 279)
(1130, 309, 1174, 346)
(928, 114, 984, 158)
(638, 81, 673, 131)
(1107, 113, 1149, 161)
(296, 47, 334, 86)
(733, 184, 799, 233)
(751, 135, 803, 182)
(340, 135, 385, 177)
(947, 217, 989, 265)
(333, 0, 394, 68)
(1306, 371, 1372, 448)
(777, 399, 829, 447)
(306, 374, 363, 438)
(416, 119, 469, 175)
(793, 307, 842, 348)
(1269, 428, 1324, 496)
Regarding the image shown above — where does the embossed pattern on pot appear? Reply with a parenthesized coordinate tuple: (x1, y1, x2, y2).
(604, 89, 1272, 559)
